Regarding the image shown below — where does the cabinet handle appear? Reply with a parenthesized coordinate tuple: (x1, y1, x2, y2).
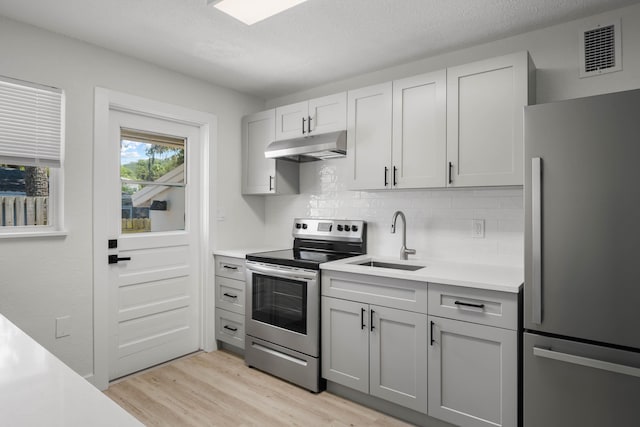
(222, 265, 238, 270)
(384, 167, 389, 187)
(454, 300, 485, 309)
(223, 293, 238, 299)
(269, 175, 274, 191)
(370, 310, 375, 331)
(448, 162, 453, 184)
(531, 157, 542, 324)
(393, 166, 398, 186)
(430, 321, 435, 346)
(223, 325, 238, 332)
(307, 115, 312, 134)
(302, 117, 306, 134)
(361, 307, 366, 330)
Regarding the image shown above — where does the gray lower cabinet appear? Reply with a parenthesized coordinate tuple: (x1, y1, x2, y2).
(322, 296, 428, 414)
(321, 297, 369, 392)
(428, 315, 517, 427)
(214, 255, 246, 350)
(427, 282, 519, 427)
(321, 271, 519, 426)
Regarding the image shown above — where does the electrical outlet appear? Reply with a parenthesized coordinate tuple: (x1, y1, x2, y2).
(472, 219, 485, 238)
(55, 315, 71, 338)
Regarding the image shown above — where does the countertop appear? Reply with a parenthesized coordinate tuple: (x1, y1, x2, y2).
(321, 255, 523, 293)
(0, 314, 142, 427)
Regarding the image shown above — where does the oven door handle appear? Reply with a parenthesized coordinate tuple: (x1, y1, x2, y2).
(246, 262, 318, 281)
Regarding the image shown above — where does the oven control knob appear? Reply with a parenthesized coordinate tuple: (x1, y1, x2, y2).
(337, 224, 343, 231)
(302, 223, 308, 229)
(296, 223, 302, 229)
(344, 225, 351, 232)
(351, 225, 358, 232)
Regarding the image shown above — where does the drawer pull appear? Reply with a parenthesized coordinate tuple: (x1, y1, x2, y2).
(223, 325, 238, 332)
(454, 300, 485, 309)
(223, 293, 238, 299)
(222, 265, 238, 270)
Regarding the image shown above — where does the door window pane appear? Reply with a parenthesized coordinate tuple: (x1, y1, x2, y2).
(120, 129, 185, 234)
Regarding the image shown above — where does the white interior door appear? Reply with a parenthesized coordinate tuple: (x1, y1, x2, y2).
(107, 109, 201, 380)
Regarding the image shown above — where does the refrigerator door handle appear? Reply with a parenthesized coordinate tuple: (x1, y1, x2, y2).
(533, 346, 640, 378)
(531, 157, 542, 324)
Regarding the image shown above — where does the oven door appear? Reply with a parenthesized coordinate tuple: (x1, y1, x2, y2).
(245, 261, 319, 357)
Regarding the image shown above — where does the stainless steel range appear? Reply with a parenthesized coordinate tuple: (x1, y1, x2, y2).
(245, 218, 366, 392)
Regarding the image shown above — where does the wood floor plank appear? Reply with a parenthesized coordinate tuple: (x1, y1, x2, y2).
(104, 350, 413, 427)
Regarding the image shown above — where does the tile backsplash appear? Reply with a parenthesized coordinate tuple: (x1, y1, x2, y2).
(264, 159, 524, 267)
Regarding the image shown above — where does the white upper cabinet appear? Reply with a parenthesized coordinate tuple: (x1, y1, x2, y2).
(242, 109, 275, 195)
(347, 82, 393, 190)
(275, 92, 347, 140)
(392, 70, 447, 188)
(346, 51, 534, 190)
(242, 109, 298, 195)
(348, 72, 446, 190)
(447, 51, 534, 187)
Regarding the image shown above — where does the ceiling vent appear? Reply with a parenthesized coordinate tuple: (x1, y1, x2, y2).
(579, 19, 622, 78)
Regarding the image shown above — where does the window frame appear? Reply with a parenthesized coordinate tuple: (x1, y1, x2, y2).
(0, 75, 66, 238)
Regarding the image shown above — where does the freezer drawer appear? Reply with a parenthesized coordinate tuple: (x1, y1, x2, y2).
(523, 332, 640, 427)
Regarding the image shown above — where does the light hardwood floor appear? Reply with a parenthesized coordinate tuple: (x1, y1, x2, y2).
(104, 350, 413, 427)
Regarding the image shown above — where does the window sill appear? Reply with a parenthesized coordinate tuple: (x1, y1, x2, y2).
(0, 230, 68, 239)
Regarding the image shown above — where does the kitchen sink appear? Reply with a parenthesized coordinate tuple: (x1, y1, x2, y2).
(357, 260, 426, 271)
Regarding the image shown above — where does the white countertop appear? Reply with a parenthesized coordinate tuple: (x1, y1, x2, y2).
(321, 255, 523, 293)
(0, 314, 142, 427)
(213, 247, 284, 259)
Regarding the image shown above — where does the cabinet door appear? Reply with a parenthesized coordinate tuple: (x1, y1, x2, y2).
(428, 316, 517, 427)
(347, 82, 393, 190)
(242, 110, 276, 194)
(370, 305, 428, 414)
(275, 101, 307, 140)
(392, 70, 446, 188)
(321, 297, 369, 393)
(308, 92, 347, 134)
(447, 52, 531, 187)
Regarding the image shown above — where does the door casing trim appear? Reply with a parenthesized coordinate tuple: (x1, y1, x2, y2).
(93, 88, 217, 390)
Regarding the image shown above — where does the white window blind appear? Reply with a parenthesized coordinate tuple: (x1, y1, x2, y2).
(0, 76, 64, 167)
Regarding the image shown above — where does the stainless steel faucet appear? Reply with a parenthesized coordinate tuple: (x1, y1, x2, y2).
(391, 210, 416, 260)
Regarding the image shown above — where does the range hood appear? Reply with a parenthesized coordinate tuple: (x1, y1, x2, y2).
(264, 130, 346, 162)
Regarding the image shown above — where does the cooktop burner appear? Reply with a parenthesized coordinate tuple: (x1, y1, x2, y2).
(246, 218, 367, 270)
(246, 249, 357, 270)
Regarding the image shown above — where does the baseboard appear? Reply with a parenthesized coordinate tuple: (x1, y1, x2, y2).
(326, 381, 455, 427)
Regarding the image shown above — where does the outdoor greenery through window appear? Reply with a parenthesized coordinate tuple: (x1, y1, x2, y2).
(120, 129, 186, 234)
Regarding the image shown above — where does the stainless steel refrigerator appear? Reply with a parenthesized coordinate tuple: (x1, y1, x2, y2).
(524, 89, 640, 426)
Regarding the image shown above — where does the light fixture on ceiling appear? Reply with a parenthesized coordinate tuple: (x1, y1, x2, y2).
(208, 0, 308, 25)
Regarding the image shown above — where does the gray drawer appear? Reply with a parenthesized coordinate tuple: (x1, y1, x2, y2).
(216, 309, 245, 349)
(322, 270, 428, 314)
(215, 255, 246, 281)
(428, 283, 518, 330)
(215, 276, 245, 314)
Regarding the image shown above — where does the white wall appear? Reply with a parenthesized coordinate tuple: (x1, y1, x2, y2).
(264, 4, 640, 266)
(0, 16, 265, 376)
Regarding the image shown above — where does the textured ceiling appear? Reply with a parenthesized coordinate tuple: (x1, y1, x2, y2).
(0, 0, 637, 99)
